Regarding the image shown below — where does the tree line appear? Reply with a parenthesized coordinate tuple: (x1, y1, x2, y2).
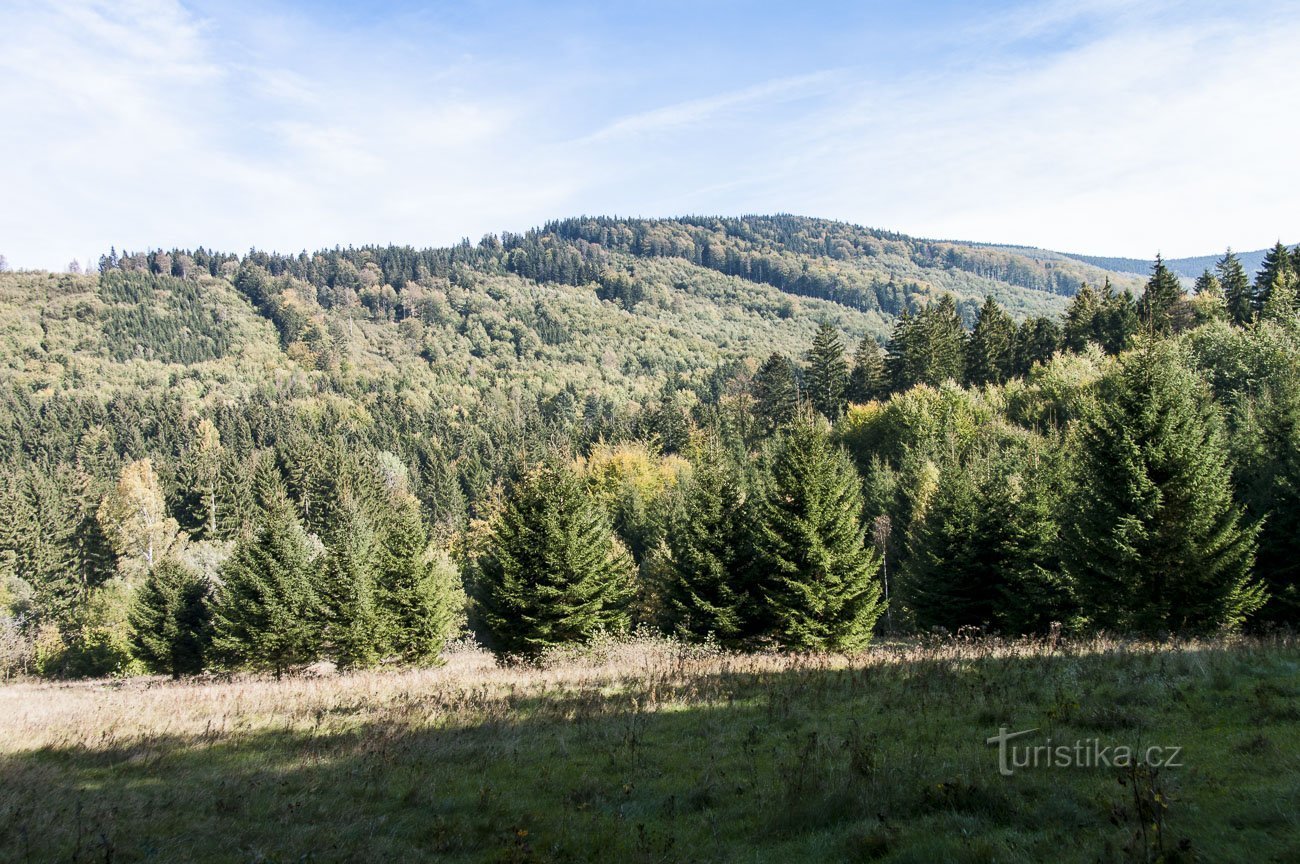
(2, 240, 1299, 678)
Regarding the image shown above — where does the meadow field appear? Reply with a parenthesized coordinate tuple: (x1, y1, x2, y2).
(2, 634, 1297, 863)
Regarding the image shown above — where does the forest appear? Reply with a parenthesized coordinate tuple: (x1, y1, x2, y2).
(1, 217, 1298, 679)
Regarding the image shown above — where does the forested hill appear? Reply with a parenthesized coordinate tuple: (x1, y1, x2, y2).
(2, 214, 1149, 406)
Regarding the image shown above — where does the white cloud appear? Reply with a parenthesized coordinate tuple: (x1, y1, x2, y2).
(1, 0, 1297, 269)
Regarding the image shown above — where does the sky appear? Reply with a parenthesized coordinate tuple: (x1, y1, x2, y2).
(1, 0, 1298, 271)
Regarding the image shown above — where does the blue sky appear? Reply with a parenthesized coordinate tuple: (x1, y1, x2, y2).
(2, 0, 1297, 270)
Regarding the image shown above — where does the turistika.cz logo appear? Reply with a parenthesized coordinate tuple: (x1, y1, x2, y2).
(986, 727, 1184, 777)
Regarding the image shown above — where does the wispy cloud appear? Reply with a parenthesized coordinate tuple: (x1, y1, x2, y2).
(0, 0, 1297, 268)
(581, 72, 837, 144)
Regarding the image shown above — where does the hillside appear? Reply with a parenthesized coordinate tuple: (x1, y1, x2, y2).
(1, 215, 1144, 402)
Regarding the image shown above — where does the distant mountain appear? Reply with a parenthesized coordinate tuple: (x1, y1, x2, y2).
(1058, 247, 1284, 282)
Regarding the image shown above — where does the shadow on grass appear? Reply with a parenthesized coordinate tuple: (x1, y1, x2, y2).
(2, 643, 1298, 863)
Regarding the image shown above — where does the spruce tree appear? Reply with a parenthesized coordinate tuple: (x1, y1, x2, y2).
(317, 496, 383, 670)
(375, 491, 463, 664)
(1062, 283, 1101, 353)
(1253, 242, 1296, 316)
(664, 437, 753, 645)
(904, 445, 1069, 634)
(1098, 284, 1140, 354)
(752, 353, 800, 434)
(476, 462, 633, 657)
(210, 468, 323, 677)
(965, 296, 1017, 386)
(847, 336, 886, 403)
(1137, 255, 1185, 336)
(922, 295, 967, 385)
(1013, 317, 1061, 375)
(749, 412, 885, 650)
(128, 559, 210, 677)
(1237, 357, 1300, 624)
(1061, 342, 1263, 633)
(1217, 250, 1253, 327)
(805, 323, 849, 420)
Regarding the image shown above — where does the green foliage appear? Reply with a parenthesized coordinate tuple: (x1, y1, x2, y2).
(664, 437, 754, 645)
(475, 462, 633, 657)
(128, 558, 211, 677)
(749, 413, 885, 649)
(1252, 242, 1296, 317)
(210, 468, 324, 676)
(804, 322, 849, 420)
(752, 352, 800, 433)
(317, 497, 383, 670)
(1217, 250, 1254, 327)
(1137, 255, 1185, 336)
(965, 295, 1017, 386)
(902, 440, 1071, 634)
(846, 335, 885, 403)
(375, 492, 464, 664)
(1061, 342, 1263, 633)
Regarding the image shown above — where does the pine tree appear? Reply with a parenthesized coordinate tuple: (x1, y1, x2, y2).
(128, 559, 210, 677)
(748, 412, 885, 650)
(1217, 250, 1253, 327)
(805, 323, 849, 420)
(965, 296, 1017, 386)
(846, 336, 885, 403)
(664, 437, 753, 645)
(752, 352, 800, 434)
(1061, 342, 1263, 633)
(476, 462, 633, 657)
(209, 468, 323, 677)
(1252, 242, 1296, 316)
(374, 491, 463, 664)
(1137, 255, 1185, 336)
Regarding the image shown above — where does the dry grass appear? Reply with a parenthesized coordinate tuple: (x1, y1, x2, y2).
(1, 633, 1297, 863)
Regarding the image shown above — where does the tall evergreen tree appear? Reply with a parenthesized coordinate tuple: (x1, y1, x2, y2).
(1235, 356, 1300, 624)
(476, 462, 633, 656)
(1062, 283, 1101, 353)
(904, 444, 1069, 634)
(922, 295, 967, 385)
(965, 296, 1017, 386)
(128, 559, 211, 677)
(1061, 342, 1263, 633)
(1253, 242, 1296, 316)
(748, 413, 885, 650)
(1013, 316, 1060, 375)
(1217, 250, 1253, 327)
(846, 336, 886, 403)
(752, 352, 800, 434)
(664, 437, 753, 645)
(1137, 255, 1185, 336)
(210, 467, 323, 677)
(317, 496, 383, 670)
(375, 491, 463, 664)
(1098, 283, 1140, 354)
(805, 323, 849, 420)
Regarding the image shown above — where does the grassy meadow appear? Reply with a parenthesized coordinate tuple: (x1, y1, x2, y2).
(1, 635, 1297, 863)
